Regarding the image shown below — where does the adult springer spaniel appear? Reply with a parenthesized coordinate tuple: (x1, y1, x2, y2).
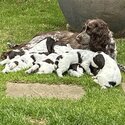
(3, 19, 116, 59)
(0, 18, 125, 72)
(76, 19, 117, 60)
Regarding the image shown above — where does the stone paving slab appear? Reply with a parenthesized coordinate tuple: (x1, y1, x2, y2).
(6, 82, 85, 99)
(122, 83, 125, 92)
(26, 117, 46, 125)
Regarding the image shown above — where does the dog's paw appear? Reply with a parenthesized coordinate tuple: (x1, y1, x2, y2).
(56, 69, 63, 77)
(101, 86, 107, 89)
(25, 69, 31, 74)
(0, 61, 5, 65)
(93, 78, 99, 84)
(2, 69, 10, 73)
(92, 76, 97, 79)
(89, 72, 94, 76)
(57, 72, 63, 77)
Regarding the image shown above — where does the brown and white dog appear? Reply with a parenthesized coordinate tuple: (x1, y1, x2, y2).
(76, 19, 117, 60)
(1, 19, 116, 58)
(1, 18, 124, 72)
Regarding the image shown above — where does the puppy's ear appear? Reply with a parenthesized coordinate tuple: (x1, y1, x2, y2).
(93, 53, 105, 69)
(0, 51, 11, 59)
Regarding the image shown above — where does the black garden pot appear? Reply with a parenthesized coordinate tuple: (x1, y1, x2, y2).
(58, 0, 125, 37)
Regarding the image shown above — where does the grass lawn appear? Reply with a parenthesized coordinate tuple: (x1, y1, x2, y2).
(0, 0, 125, 125)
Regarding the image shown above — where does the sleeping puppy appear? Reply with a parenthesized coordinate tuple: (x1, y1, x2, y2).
(2, 52, 48, 73)
(27, 37, 56, 53)
(0, 49, 25, 65)
(68, 63, 85, 77)
(53, 43, 73, 55)
(0, 37, 56, 65)
(55, 49, 94, 77)
(0, 36, 72, 66)
(80, 50, 95, 75)
(25, 53, 59, 74)
(90, 52, 122, 89)
(55, 50, 83, 77)
(28, 37, 73, 55)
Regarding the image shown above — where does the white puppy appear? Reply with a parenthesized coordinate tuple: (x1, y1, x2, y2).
(91, 52, 122, 89)
(28, 37, 56, 53)
(0, 49, 25, 65)
(55, 49, 96, 77)
(53, 43, 73, 55)
(55, 49, 85, 77)
(80, 50, 95, 75)
(2, 52, 48, 73)
(25, 53, 59, 74)
(0, 37, 55, 66)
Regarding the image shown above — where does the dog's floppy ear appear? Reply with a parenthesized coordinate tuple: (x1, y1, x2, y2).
(0, 51, 13, 59)
(93, 53, 105, 69)
(92, 24, 108, 36)
(0, 52, 7, 59)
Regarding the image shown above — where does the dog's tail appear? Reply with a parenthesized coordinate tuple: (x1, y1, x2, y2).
(118, 63, 125, 73)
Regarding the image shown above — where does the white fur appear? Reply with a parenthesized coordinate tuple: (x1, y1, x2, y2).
(80, 50, 95, 75)
(0, 51, 24, 66)
(91, 52, 121, 89)
(0, 37, 52, 66)
(26, 62, 55, 74)
(68, 64, 84, 77)
(26, 53, 59, 74)
(56, 50, 83, 77)
(2, 53, 48, 73)
(28, 38, 49, 53)
(56, 49, 95, 77)
(0, 56, 12, 65)
(53, 44, 73, 55)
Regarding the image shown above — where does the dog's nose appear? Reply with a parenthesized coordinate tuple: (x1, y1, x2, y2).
(76, 33, 82, 42)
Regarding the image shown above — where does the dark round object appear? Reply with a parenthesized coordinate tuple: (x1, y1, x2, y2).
(58, 0, 125, 37)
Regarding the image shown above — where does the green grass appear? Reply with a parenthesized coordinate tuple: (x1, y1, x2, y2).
(0, 0, 125, 125)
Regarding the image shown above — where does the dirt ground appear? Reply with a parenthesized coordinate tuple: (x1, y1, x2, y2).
(6, 82, 85, 100)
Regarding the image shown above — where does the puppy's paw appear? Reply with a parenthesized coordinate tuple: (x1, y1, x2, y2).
(92, 76, 97, 79)
(101, 86, 107, 89)
(0, 61, 5, 65)
(25, 69, 32, 74)
(56, 69, 63, 77)
(57, 72, 63, 77)
(93, 78, 99, 84)
(2, 69, 10, 73)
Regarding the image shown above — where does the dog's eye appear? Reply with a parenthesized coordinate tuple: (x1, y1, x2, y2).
(87, 26, 92, 30)
(86, 26, 91, 30)
(95, 24, 98, 27)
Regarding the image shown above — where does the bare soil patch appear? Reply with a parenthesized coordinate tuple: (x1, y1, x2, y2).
(6, 82, 85, 99)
